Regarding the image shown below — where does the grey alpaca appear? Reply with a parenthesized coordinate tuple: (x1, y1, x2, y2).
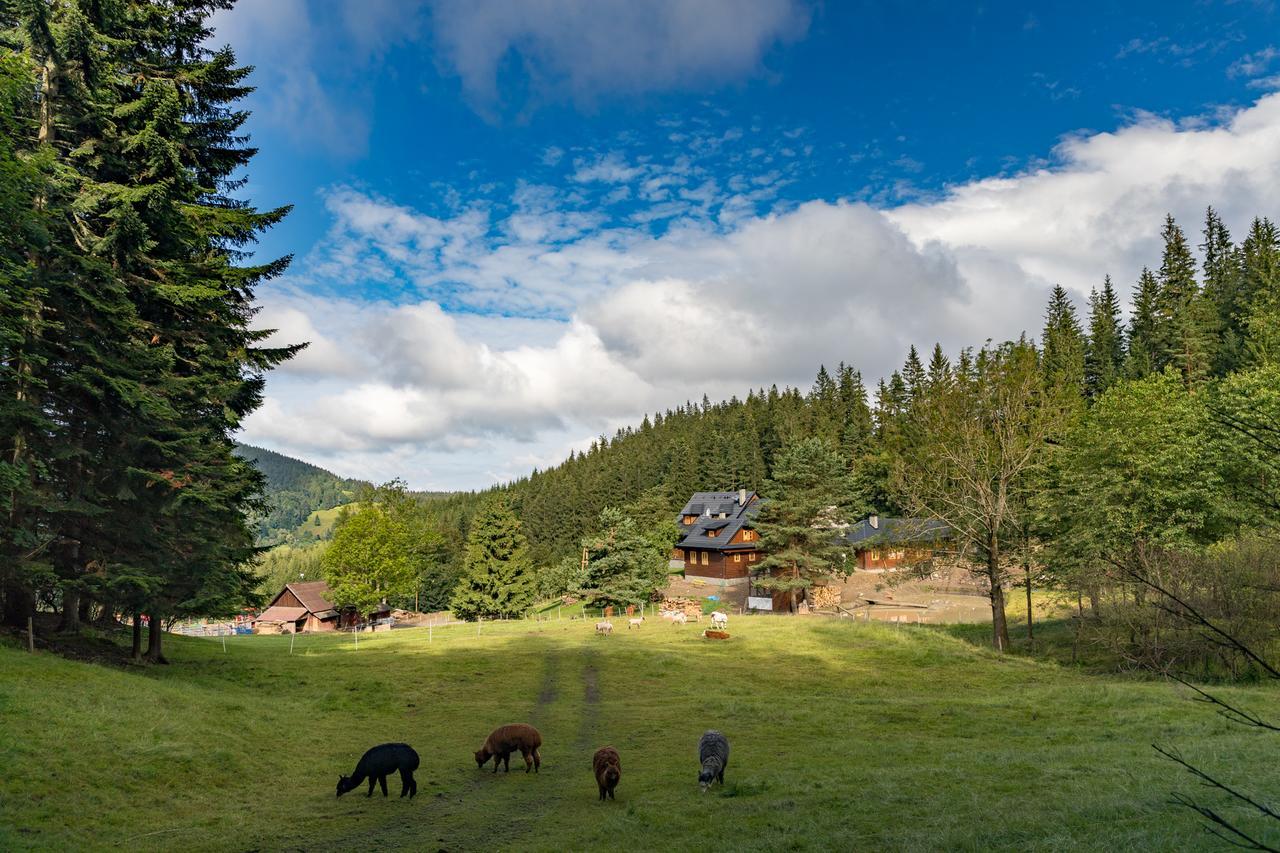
(698, 730, 729, 792)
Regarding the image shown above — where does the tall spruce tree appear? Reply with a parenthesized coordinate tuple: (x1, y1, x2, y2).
(1155, 215, 1215, 384)
(1240, 218, 1280, 364)
(1126, 267, 1160, 378)
(1041, 285, 1086, 394)
(753, 439, 862, 613)
(1, 1, 297, 651)
(450, 496, 536, 620)
(1084, 277, 1124, 398)
(1200, 207, 1244, 375)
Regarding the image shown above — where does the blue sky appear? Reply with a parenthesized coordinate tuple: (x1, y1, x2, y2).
(212, 0, 1280, 489)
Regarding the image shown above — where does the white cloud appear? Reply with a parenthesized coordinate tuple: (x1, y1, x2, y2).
(427, 0, 810, 107)
(244, 93, 1280, 489)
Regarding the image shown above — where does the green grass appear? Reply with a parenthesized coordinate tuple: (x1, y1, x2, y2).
(1, 617, 1278, 851)
(292, 503, 352, 541)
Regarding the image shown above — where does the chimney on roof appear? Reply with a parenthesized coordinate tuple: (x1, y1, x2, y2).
(869, 514, 879, 529)
(739, 488, 747, 506)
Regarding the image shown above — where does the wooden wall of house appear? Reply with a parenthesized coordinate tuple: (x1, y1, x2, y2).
(275, 588, 303, 608)
(857, 546, 933, 570)
(303, 614, 336, 633)
(681, 548, 755, 580)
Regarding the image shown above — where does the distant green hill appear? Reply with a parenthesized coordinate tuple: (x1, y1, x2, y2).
(234, 444, 367, 546)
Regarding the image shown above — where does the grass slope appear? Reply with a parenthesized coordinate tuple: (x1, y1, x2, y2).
(1, 619, 1277, 851)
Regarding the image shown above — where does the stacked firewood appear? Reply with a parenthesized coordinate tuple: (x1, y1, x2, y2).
(660, 597, 704, 619)
(810, 586, 843, 610)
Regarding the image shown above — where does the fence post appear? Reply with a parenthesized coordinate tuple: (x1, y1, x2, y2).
(27, 617, 34, 653)
(477, 618, 481, 637)
(429, 624, 433, 643)
(289, 632, 294, 655)
(223, 634, 228, 653)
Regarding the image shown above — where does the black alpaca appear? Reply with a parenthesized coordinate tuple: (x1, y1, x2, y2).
(337, 743, 420, 799)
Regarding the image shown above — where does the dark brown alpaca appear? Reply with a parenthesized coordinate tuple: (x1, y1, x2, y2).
(474, 723, 542, 773)
(592, 746, 621, 801)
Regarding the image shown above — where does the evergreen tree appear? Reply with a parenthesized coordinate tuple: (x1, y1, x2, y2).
(926, 344, 951, 390)
(1155, 215, 1215, 383)
(450, 496, 535, 620)
(1084, 277, 1124, 398)
(577, 507, 670, 606)
(753, 439, 863, 612)
(1200, 207, 1243, 375)
(1240, 218, 1280, 364)
(1041, 285, 1086, 393)
(901, 345, 926, 404)
(1126, 267, 1160, 378)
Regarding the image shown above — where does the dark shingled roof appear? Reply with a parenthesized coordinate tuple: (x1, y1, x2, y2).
(676, 491, 762, 552)
(839, 516, 951, 548)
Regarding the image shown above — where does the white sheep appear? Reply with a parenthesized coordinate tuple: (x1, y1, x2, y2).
(671, 612, 687, 626)
(628, 617, 644, 630)
(711, 611, 728, 629)
(595, 620, 613, 635)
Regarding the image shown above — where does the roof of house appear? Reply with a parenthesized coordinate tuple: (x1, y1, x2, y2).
(840, 516, 951, 548)
(676, 491, 762, 552)
(255, 605, 307, 623)
(261, 580, 339, 620)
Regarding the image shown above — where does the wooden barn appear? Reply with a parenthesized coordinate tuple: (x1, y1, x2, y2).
(673, 489, 762, 585)
(254, 581, 340, 634)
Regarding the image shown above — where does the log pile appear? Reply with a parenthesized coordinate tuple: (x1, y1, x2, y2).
(702, 629, 730, 640)
(810, 586, 843, 609)
(660, 597, 703, 619)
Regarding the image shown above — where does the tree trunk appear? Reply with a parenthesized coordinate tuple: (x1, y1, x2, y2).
(1024, 564, 1033, 642)
(131, 613, 143, 661)
(987, 535, 1010, 652)
(146, 618, 167, 664)
(58, 588, 81, 634)
(1, 580, 34, 628)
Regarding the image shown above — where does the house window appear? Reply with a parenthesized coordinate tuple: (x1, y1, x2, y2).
(742, 530, 755, 542)
(748, 553, 757, 562)
(707, 529, 718, 537)
(701, 552, 709, 566)
(683, 515, 697, 525)
(733, 554, 741, 563)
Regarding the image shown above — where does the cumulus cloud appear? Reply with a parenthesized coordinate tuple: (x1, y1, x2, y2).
(244, 93, 1280, 489)
(427, 0, 811, 108)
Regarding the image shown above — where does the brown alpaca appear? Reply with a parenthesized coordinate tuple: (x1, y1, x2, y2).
(592, 747, 621, 801)
(474, 723, 542, 774)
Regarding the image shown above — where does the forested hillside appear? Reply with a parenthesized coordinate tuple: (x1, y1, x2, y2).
(233, 444, 365, 545)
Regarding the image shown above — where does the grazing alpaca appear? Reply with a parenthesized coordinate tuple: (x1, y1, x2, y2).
(697, 730, 729, 792)
(475, 723, 543, 774)
(336, 743, 419, 799)
(711, 611, 728, 629)
(592, 746, 621, 801)
(671, 612, 687, 626)
(595, 620, 613, 635)
(627, 617, 644, 630)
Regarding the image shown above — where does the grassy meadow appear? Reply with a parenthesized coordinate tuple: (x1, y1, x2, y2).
(1, 616, 1277, 851)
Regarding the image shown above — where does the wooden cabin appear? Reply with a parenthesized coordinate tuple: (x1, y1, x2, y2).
(673, 489, 762, 584)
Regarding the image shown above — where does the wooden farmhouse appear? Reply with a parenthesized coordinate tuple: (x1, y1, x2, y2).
(745, 514, 952, 613)
(839, 515, 952, 571)
(253, 581, 392, 634)
(673, 489, 762, 585)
